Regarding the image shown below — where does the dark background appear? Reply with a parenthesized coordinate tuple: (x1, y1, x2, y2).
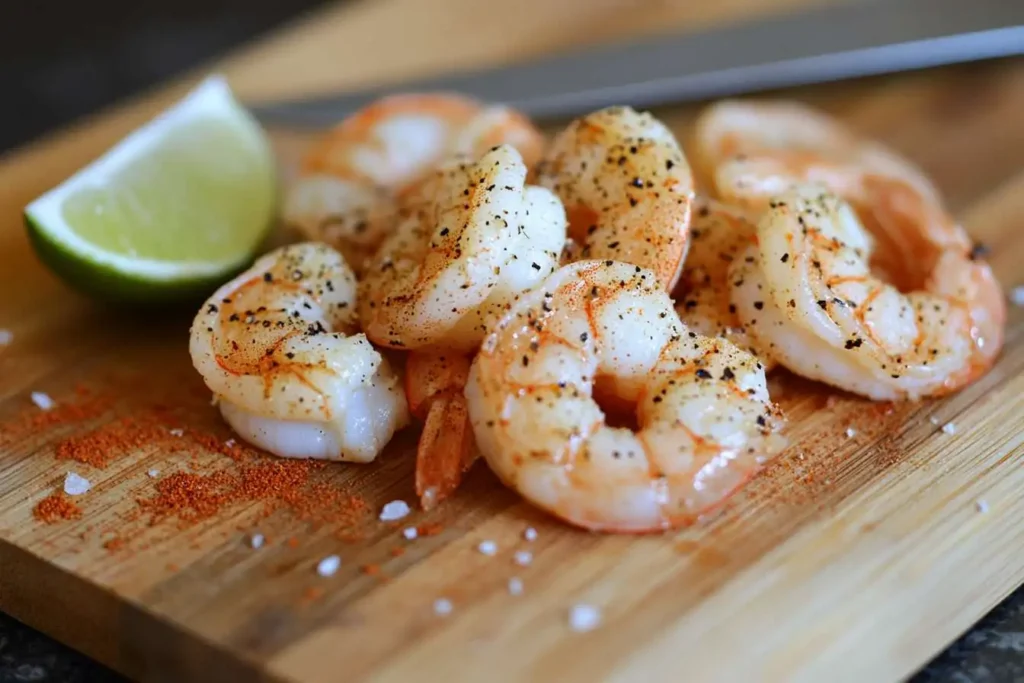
(2, 1, 1024, 681)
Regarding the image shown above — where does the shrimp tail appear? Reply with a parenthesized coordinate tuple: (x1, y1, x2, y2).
(405, 352, 477, 509)
(416, 393, 478, 510)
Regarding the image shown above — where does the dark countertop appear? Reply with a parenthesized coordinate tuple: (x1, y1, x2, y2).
(2, 2, 1023, 681)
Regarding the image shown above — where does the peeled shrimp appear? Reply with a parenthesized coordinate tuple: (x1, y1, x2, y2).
(465, 259, 786, 533)
(189, 243, 409, 462)
(672, 197, 775, 369)
(358, 144, 565, 352)
(358, 144, 567, 507)
(283, 93, 545, 272)
(730, 187, 1005, 400)
(693, 99, 968, 288)
(538, 106, 694, 290)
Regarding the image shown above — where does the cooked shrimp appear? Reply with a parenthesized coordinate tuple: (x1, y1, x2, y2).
(189, 243, 409, 462)
(730, 187, 1005, 400)
(693, 99, 968, 288)
(358, 143, 567, 508)
(465, 260, 786, 533)
(283, 94, 546, 272)
(672, 197, 775, 369)
(538, 106, 694, 290)
(358, 144, 565, 352)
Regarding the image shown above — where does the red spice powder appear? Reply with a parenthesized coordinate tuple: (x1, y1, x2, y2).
(138, 471, 237, 525)
(103, 537, 126, 552)
(417, 523, 444, 537)
(33, 494, 82, 523)
(55, 414, 175, 468)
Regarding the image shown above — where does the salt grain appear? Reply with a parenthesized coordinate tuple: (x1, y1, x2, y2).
(169, 428, 184, 437)
(508, 577, 524, 596)
(63, 472, 91, 496)
(478, 540, 498, 556)
(976, 499, 990, 513)
(514, 550, 533, 566)
(147, 468, 160, 478)
(569, 604, 601, 632)
(523, 527, 538, 542)
(31, 392, 55, 410)
(433, 598, 453, 616)
(403, 527, 418, 540)
(941, 422, 958, 435)
(225, 439, 236, 447)
(316, 555, 341, 577)
(379, 500, 410, 522)
(249, 533, 265, 549)
(0, 329, 12, 346)
(929, 416, 941, 426)
(1010, 286, 1024, 307)
(845, 427, 857, 438)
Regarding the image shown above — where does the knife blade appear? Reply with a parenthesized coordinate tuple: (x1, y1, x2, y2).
(248, 0, 1024, 126)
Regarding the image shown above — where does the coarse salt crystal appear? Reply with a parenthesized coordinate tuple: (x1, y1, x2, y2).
(514, 550, 533, 566)
(0, 329, 12, 346)
(147, 468, 160, 478)
(1011, 286, 1024, 307)
(508, 577, 524, 596)
(929, 416, 941, 426)
(403, 527, 418, 540)
(63, 472, 91, 496)
(478, 540, 498, 556)
(976, 499, 990, 513)
(316, 555, 341, 577)
(169, 428, 184, 437)
(845, 427, 857, 438)
(523, 527, 538, 542)
(225, 438, 236, 447)
(941, 422, 958, 435)
(249, 533, 265, 549)
(569, 604, 601, 632)
(433, 598, 453, 616)
(379, 500, 410, 522)
(31, 392, 55, 411)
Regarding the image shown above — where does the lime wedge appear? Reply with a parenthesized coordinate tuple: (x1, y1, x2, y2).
(24, 75, 277, 304)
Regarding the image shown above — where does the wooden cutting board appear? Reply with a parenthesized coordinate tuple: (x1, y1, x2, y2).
(2, 1, 1023, 681)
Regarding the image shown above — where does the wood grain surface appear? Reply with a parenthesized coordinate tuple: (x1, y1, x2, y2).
(1, 1, 1023, 681)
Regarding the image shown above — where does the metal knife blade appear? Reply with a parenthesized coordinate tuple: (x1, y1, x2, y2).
(248, 0, 1024, 126)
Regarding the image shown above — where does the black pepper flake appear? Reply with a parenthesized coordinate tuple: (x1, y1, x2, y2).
(780, 253, 789, 263)
(263, 272, 273, 283)
(695, 369, 712, 379)
(753, 301, 764, 310)
(665, 159, 675, 170)
(653, 396, 662, 403)
(206, 304, 218, 314)
(969, 243, 990, 260)
(816, 300, 828, 309)
(608, 241, 620, 249)
(440, 227, 450, 236)
(531, 262, 541, 270)
(628, 197, 638, 208)
(721, 367, 735, 381)
(580, 332, 589, 342)
(522, 355, 530, 367)
(756, 415, 767, 427)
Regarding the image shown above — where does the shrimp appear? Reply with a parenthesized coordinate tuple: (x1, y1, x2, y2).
(537, 106, 695, 290)
(729, 187, 1005, 400)
(693, 99, 968, 289)
(283, 94, 546, 272)
(358, 144, 567, 508)
(189, 243, 409, 462)
(465, 259, 786, 533)
(672, 197, 775, 369)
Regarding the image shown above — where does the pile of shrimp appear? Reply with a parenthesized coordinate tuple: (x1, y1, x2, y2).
(189, 93, 1005, 534)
